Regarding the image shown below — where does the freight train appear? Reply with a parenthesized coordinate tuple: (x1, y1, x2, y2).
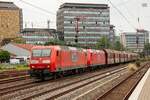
(29, 45, 138, 80)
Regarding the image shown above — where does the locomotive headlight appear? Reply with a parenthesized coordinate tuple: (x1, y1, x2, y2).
(31, 66, 35, 68)
(30, 60, 39, 64)
(42, 60, 50, 64)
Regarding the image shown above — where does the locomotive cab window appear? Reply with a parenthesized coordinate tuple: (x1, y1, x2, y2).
(56, 51, 59, 56)
(32, 49, 51, 57)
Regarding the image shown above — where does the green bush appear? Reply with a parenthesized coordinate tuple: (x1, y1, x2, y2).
(0, 51, 10, 63)
(136, 61, 141, 67)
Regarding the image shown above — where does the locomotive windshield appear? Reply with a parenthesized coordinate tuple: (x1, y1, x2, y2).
(32, 49, 51, 57)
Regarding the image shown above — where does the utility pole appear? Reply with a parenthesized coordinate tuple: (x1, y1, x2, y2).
(136, 29, 139, 52)
(138, 17, 140, 29)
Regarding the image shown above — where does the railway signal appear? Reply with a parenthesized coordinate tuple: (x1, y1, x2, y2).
(74, 16, 86, 44)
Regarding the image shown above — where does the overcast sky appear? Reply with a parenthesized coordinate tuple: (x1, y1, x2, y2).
(2, 0, 150, 34)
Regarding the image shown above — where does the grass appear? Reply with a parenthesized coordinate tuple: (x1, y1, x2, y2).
(15, 64, 30, 71)
(0, 64, 29, 72)
(128, 63, 138, 71)
(127, 60, 142, 72)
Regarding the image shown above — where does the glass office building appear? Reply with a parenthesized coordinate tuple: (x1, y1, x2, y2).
(57, 3, 110, 47)
(121, 30, 149, 52)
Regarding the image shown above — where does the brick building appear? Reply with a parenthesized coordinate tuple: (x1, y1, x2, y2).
(0, 1, 22, 43)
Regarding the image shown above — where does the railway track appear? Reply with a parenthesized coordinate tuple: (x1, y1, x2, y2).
(0, 78, 35, 95)
(0, 70, 28, 79)
(0, 70, 29, 84)
(1, 62, 148, 100)
(0, 75, 30, 84)
(0, 64, 127, 100)
(25, 68, 127, 100)
(97, 62, 150, 100)
(48, 67, 128, 100)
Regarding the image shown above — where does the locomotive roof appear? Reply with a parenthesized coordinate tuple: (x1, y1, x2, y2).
(32, 45, 60, 49)
(87, 49, 104, 53)
(31, 46, 137, 55)
(103, 49, 116, 53)
(31, 45, 85, 51)
(103, 49, 130, 54)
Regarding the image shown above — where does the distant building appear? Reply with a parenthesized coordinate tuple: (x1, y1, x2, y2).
(57, 3, 110, 47)
(21, 28, 56, 44)
(0, 1, 22, 42)
(121, 29, 149, 52)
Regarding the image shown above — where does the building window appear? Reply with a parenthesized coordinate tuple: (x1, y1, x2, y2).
(96, 21, 98, 24)
(83, 26, 85, 29)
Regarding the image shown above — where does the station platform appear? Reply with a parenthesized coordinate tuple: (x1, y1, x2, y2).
(129, 68, 150, 100)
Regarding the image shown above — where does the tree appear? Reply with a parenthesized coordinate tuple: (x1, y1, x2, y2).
(113, 41, 124, 51)
(0, 51, 10, 63)
(12, 37, 26, 44)
(45, 39, 66, 46)
(96, 36, 112, 49)
(143, 42, 150, 56)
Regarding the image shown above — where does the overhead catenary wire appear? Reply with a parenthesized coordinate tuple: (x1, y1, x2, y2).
(106, 0, 137, 31)
(57, 0, 64, 4)
(17, 0, 139, 31)
(116, 0, 132, 7)
(120, 0, 135, 19)
(121, 1, 140, 29)
(17, 0, 56, 28)
(19, 0, 56, 15)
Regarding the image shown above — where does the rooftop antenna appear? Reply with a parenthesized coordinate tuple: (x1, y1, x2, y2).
(31, 22, 33, 28)
(25, 22, 27, 28)
(138, 17, 141, 29)
(47, 20, 50, 29)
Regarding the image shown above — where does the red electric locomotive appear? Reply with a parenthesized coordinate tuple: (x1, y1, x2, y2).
(29, 45, 87, 79)
(87, 49, 106, 67)
(29, 45, 139, 80)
